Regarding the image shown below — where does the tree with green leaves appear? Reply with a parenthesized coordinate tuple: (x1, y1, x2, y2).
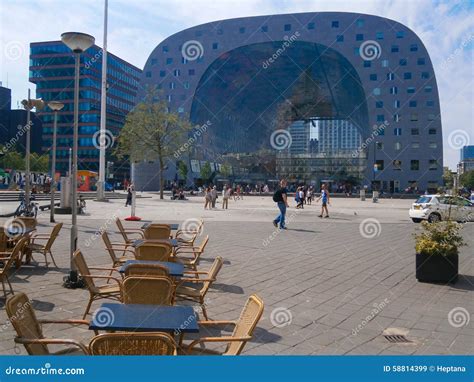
(30, 153, 49, 173)
(177, 160, 188, 181)
(115, 87, 193, 199)
(443, 166, 454, 189)
(459, 170, 474, 190)
(200, 161, 212, 182)
(220, 163, 232, 179)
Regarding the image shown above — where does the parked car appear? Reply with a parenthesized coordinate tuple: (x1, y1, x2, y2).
(409, 195, 474, 223)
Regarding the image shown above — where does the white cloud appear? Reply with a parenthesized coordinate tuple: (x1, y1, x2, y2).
(0, 0, 472, 169)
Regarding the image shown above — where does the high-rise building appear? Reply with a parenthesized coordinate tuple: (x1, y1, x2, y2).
(29, 41, 142, 181)
(458, 145, 474, 175)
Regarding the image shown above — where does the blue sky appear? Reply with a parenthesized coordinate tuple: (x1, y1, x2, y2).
(0, 0, 472, 169)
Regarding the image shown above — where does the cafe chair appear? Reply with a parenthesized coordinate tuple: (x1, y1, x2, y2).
(102, 231, 136, 270)
(175, 219, 204, 247)
(0, 228, 9, 253)
(122, 276, 174, 305)
(13, 217, 37, 231)
(0, 237, 28, 299)
(174, 235, 209, 272)
(175, 256, 223, 320)
(135, 242, 173, 262)
(89, 332, 177, 355)
(115, 218, 144, 247)
(6, 293, 91, 355)
(73, 250, 122, 318)
(25, 223, 63, 267)
(181, 294, 264, 355)
(124, 263, 170, 278)
(143, 224, 172, 240)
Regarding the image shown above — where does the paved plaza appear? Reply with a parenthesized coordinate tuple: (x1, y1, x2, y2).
(0, 194, 472, 355)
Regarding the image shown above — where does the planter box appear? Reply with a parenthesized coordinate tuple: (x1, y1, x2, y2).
(416, 252, 458, 283)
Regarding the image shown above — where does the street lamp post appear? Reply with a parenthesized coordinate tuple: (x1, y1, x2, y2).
(48, 101, 64, 223)
(21, 91, 44, 211)
(61, 32, 95, 288)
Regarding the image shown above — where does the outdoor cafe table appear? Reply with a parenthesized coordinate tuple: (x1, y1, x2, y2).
(119, 260, 184, 277)
(6, 227, 36, 267)
(141, 223, 180, 231)
(89, 303, 199, 339)
(132, 238, 179, 248)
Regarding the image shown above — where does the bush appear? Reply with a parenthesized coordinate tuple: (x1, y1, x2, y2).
(414, 221, 465, 256)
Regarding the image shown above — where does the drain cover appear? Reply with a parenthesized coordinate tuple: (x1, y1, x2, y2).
(382, 327, 414, 344)
(384, 334, 412, 343)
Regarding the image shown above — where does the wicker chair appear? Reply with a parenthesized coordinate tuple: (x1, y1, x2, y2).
(0, 237, 28, 299)
(102, 231, 135, 269)
(6, 293, 90, 355)
(89, 332, 177, 355)
(24, 223, 63, 267)
(0, 227, 8, 253)
(175, 219, 204, 246)
(13, 217, 37, 230)
(175, 256, 223, 320)
(181, 294, 264, 355)
(174, 235, 209, 272)
(124, 263, 170, 278)
(73, 250, 122, 318)
(115, 218, 144, 247)
(122, 276, 174, 305)
(143, 224, 172, 240)
(135, 242, 173, 262)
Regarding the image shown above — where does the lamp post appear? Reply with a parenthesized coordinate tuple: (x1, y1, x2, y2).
(21, 91, 45, 211)
(48, 101, 64, 223)
(61, 32, 95, 287)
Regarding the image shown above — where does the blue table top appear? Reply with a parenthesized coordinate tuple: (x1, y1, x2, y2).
(89, 303, 199, 332)
(119, 260, 184, 277)
(132, 238, 178, 247)
(141, 223, 180, 230)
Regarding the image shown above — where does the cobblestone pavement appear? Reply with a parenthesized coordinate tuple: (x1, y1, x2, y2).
(0, 194, 472, 355)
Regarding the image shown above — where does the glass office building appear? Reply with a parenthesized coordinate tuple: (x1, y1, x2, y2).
(29, 41, 142, 180)
(134, 12, 443, 192)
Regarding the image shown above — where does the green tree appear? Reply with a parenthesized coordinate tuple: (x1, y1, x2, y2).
(443, 167, 454, 189)
(220, 163, 232, 179)
(0, 149, 24, 171)
(30, 153, 49, 172)
(459, 170, 474, 190)
(115, 87, 192, 199)
(177, 160, 188, 181)
(200, 161, 212, 182)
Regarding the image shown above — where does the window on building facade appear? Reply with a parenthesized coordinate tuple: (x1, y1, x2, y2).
(411, 160, 419, 170)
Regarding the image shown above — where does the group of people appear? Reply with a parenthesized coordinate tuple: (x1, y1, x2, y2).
(273, 180, 330, 230)
(203, 184, 234, 209)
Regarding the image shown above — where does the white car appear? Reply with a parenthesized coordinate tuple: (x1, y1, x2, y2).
(409, 194, 474, 223)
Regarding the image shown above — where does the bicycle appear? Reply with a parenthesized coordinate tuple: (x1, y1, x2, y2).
(14, 192, 39, 218)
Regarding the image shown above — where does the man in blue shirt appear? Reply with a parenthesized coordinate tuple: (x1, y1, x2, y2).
(273, 179, 289, 229)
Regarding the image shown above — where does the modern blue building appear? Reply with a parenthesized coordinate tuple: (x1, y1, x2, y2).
(134, 12, 443, 192)
(29, 41, 142, 182)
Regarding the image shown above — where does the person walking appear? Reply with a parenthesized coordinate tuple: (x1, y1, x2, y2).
(306, 186, 313, 205)
(272, 179, 289, 229)
(211, 185, 218, 208)
(125, 183, 133, 207)
(316, 183, 330, 218)
(222, 184, 231, 209)
(204, 186, 212, 209)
